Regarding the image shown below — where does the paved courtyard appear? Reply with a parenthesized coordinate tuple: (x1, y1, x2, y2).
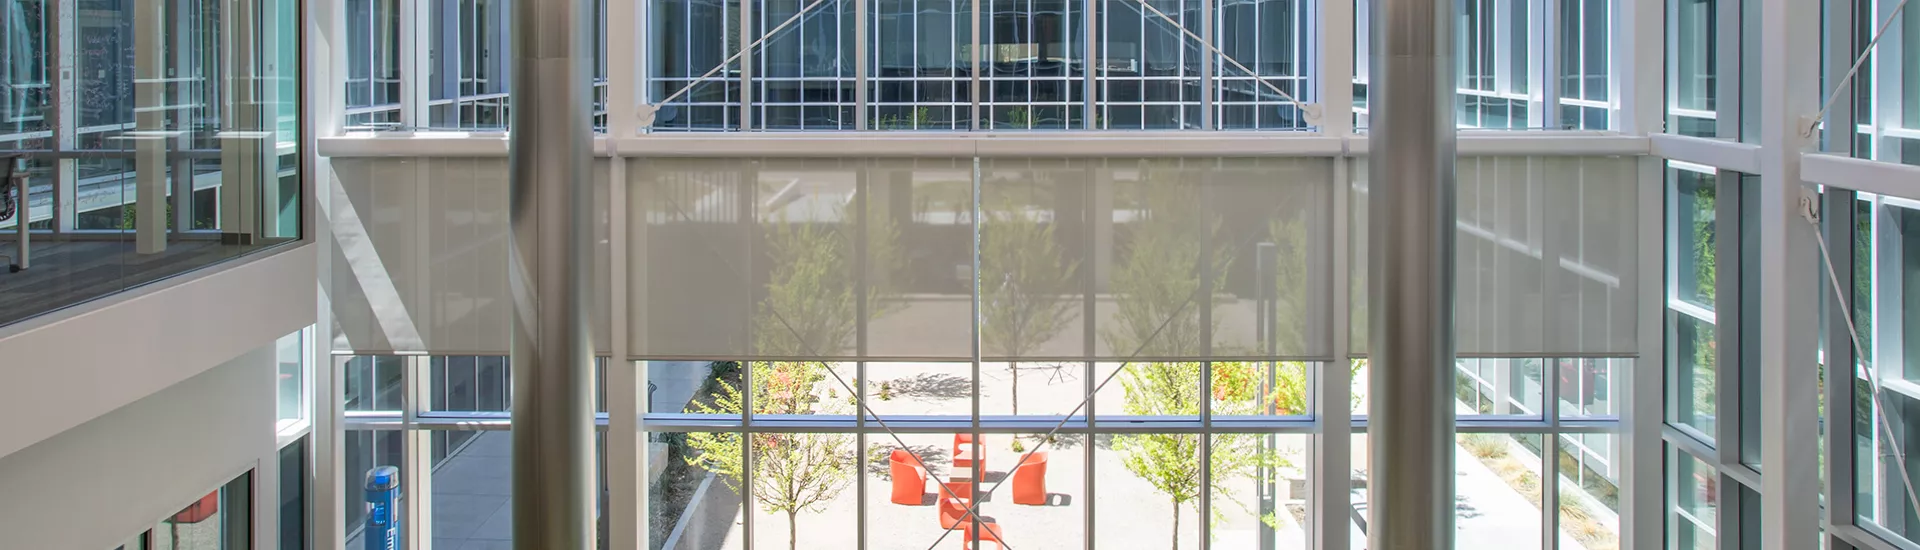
(352, 361, 1612, 550)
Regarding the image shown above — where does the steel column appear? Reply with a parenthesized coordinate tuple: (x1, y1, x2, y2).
(509, 0, 598, 540)
(1364, 0, 1457, 542)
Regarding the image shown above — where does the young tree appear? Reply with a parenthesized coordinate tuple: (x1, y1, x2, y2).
(683, 361, 854, 550)
(1114, 360, 1261, 550)
(1100, 163, 1230, 357)
(981, 191, 1080, 414)
(751, 193, 902, 357)
(682, 198, 900, 550)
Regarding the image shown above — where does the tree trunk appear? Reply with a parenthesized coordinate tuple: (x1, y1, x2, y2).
(789, 510, 799, 550)
(1171, 500, 1181, 550)
(1011, 363, 1020, 415)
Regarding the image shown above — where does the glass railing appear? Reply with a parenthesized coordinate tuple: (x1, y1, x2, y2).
(0, 0, 302, 328)
(0, 146, 302, 328)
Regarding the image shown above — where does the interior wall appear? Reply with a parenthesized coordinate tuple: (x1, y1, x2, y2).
(0, 343, 280, 550)
(0, 244, 316, 460)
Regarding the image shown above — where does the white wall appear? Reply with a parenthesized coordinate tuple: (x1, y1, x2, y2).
(0, 343, 281, 550)
(0, 244, 316, 460)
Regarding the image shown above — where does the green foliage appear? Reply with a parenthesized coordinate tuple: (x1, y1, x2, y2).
(117, 201, 211, 231)
(1268, 216, 1310, 353)
(684, 361, 853, 550)
(751, 199, 901, 356)
(981, 191, 1081, 413)
(1114, 361, 1262, 550)
(683, 197, 903, 550)
(753, 221, 858, 356)
(1460, 433, 1509, 459)
(1005, 107, 1031, 129)
(877, 107, 937, 130)
(1101, 164, 1231, 357)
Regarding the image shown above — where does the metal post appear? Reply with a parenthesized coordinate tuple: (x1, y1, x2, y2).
(508, 0, 597, 539)
(1365, 0, 1456, 541)
(3, 156, 26, 271)
(134, 0, 166, 254)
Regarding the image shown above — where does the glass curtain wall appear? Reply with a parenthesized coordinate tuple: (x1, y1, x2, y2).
(1662, 163, 1770, 549)
(324, 153, 1637, 550)
(345, 0, 1618, 131)
(1353, 0, 1612, 130)
(1828, 194, 1920, 547)
(0, 0, 303, 327)
(613, 154, 1630, 550)
(339, 355, 611, 549)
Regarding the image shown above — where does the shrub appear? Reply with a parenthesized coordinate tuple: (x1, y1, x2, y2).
(1461, 434, 1509, 459)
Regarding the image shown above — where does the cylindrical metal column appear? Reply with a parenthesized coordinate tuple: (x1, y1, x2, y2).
(509, 0, 595, 542)
(1365, 0, 1456, 544)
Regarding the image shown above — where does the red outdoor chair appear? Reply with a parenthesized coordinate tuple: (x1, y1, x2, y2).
(1010, 451, 1049, 505)
(964, 520, 1006, 549)
(938, 497, 971, 530)
(890, 449, 930, 505)
(943, 480, 973, 500)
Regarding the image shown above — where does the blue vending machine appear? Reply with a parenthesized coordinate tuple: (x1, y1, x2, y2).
(365, 466, 401, 550)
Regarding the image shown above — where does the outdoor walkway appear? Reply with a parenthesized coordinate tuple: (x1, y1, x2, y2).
(346, 431, 514, 550)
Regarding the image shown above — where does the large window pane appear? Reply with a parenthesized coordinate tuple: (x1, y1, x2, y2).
(1454, 433, 1545, 550)
(651, 431, 741, 550)
(280, 439, 310, 550)
(1558, 0, 1612, 129)
(865, 361, 971, 418)
(430, 355, 512, 413)
(1097, 432, 1202, 548)
(343, 430, 405, 549)
(1455, 0, 1535, 129)
(1560, 358, 1624, 419)
(345, 0, 403, 127)
(1669, 452, 1716, 549)
(345, 356, 407, 413)
(278, 330, 308, 423)
(1666, 0, 1719, 137)
(1098, 0, 1203, 129)
(1557, 433, 1622, 550)
(1215, 0, 1310, 129)
(648, 360, 745, 417)
(429, 431, 514, 549)
(750, 431, 856, 548)
(648, 0, 740, 130)
(154, 473, 251, 550)
(1672, 313, 1718, 437)
(752, 0, 857, 129)
(0, 0, 52, 146)
(1209, 433, 1309, 549)
(981, 0, 1085, 129)
(870, 0, 973, 130)
(1672, 168, 1717, 310)
(427, 0, 512, 130)
(1454, 358, 1546, 418)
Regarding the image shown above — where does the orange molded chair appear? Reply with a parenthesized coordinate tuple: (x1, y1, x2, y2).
(938, 497, 970, 530)
(943, 480, 972, 500)
(890, 449, 930, 505)
(964, 520, 1006, 549)
(953, 433, 975, 455)
(1011, 451, 1049, 505)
